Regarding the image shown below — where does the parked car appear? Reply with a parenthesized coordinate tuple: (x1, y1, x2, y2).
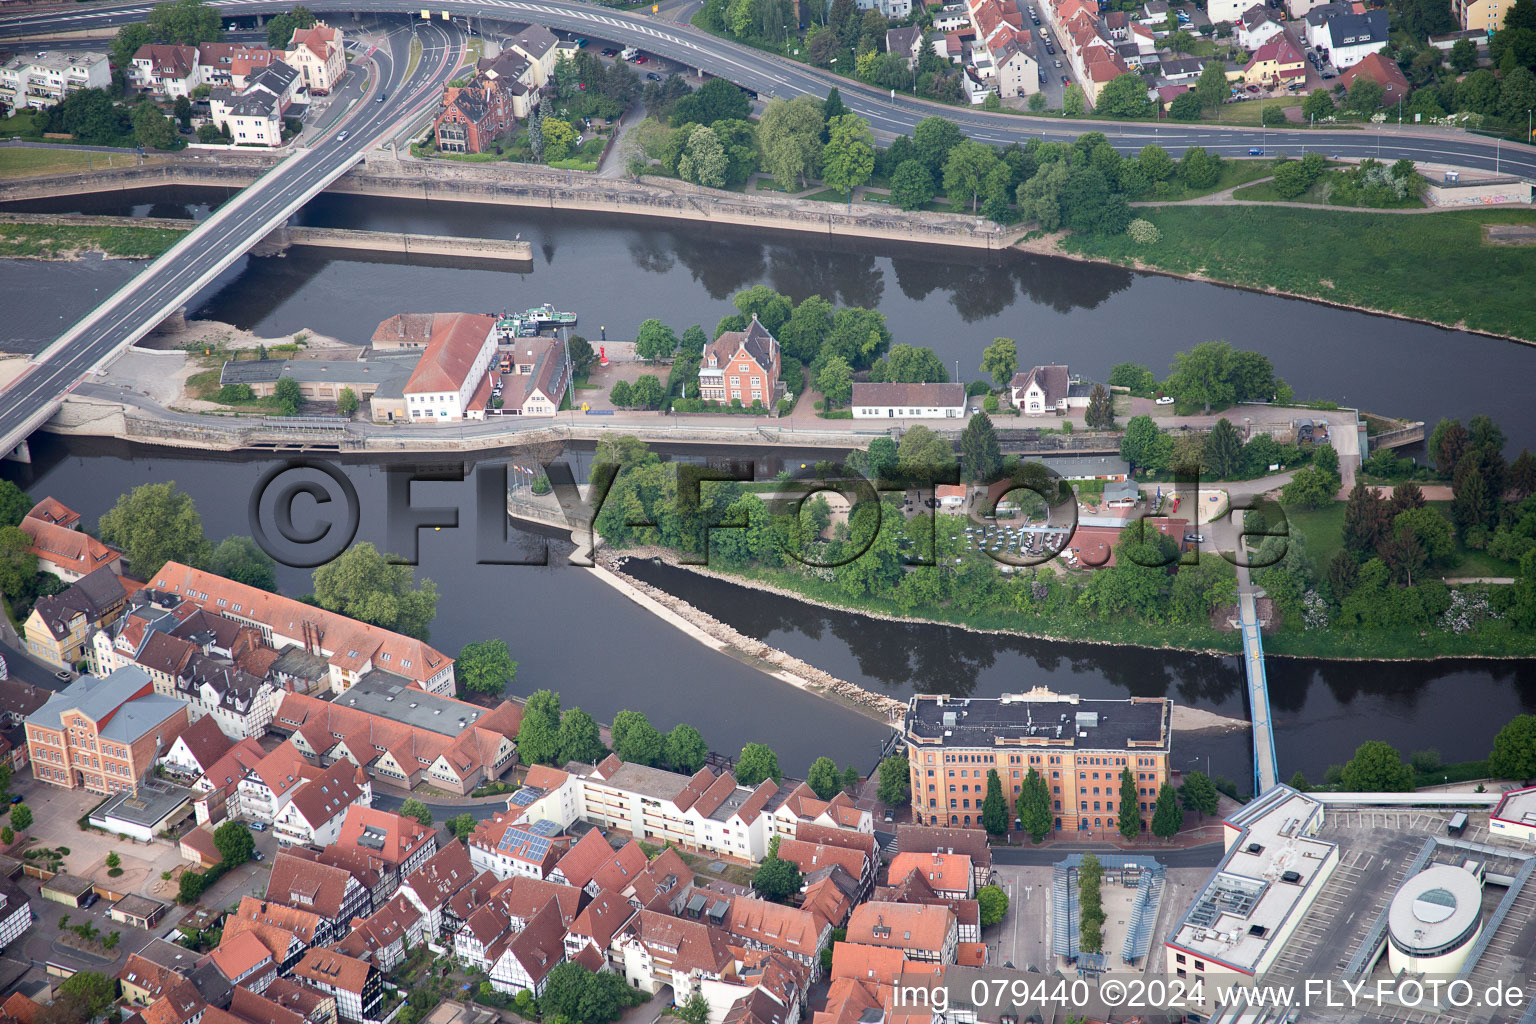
(883, 808, 895, 823)
(574, 37, 588, 47)
(1054, 59, 1062, 67)
(55, 669, 71, 681)
(82, 892, 99, 908)
(1155, 395, 1175, 405)
(254, 851, 264, 862)
(8, 796, 20, 806)
(601, 47, 618, 56)
(1321, 72, 1336, 79)
(1184, 532, 1206, 543)
(1061, 74, 1070, 84)
(647, 71, 662, 81)
(251, 822, 268, 832)
(633, 54, 648, 64)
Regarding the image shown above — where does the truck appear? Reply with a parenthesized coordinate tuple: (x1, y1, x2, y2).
(620, 46, 638, 61)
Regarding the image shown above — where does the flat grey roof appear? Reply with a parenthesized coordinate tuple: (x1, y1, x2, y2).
(42, 872, 94, 896)
(335, 676, 485, 738)
(600, 762, 690, 802)
(91, 781, 194, 828)
(135, 937, 201, 973)
(906, 690, 1169, 750)
(28, 666, 155, 731)
(112, 893, 168, 918)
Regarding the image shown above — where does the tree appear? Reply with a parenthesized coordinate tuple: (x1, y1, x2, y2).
(677, 992, 712, 1024)
(1347, 76, 1384, 113)
(753, 854, 803, 902)
(447, 813, 477, 840)
(1511, 450, 1536, 501)
(1499, 65, 1536, 120)
(942, 140, 999, 214)
(1343, 481, 1390, 555)
(608, 379, 633, 408)
(1430, 418, 1470, 474)
(98, 482, 210, 579)
(672, 77, 751, 126)
(0, 827, 12, 846)
(313, 542, 438, 640)
(334, 387, 360, 417)
(173, 95, 193, 131)
(1282, 466, 1336, 511)
(897, 425, 955, 478)
(960, 413, 1002, 483)
(665, 723, 709, 773)
(542, 117, 577, 162)
(1451, 36, 1479, 72)
(612, 712, 664, 766)
(1119, 414, 1163, 473)
(677, 124, 728, 187)
(1178, 146, 1221, 190)
(1019, 767, 1053, 842)
(456, 639, 517, 696)
(1452, 450, 1493, 532)
(1151, 782, 1182, 839)
(1084, 383, 1115, 430)
(758, 95, 824, 190)
(207, 535, 276, 591)
(213, 818, 254, 864)
(816, 356, 854, 408)
(0, 528, 38, 603)
(112, 22, 153, 75)
(634, 319, 679, 363)
(1490, 715, 1536, 781)
(0, 482, 30, 530)
(400, 798, 434, 826)
(1117, 766, 1142, 839)
(980, 337, 1017, 387)
(977, 884, 1010, 926)
(132, 101, 178, 150)
(822, 113, 874, 204)
(558, 708, 604, 764)
(1196, 60, 1229, 110)
(8, 804, 30, 832)
(177, 869, 205, 904)
(1179, 771, 1219, 818)
(539, 963, 641, 1024)
(873, 755, 910, 809)
(981, 768, 1009, 835)
(1098, 71, 1154, 117)
(889, 159, 935, 210)
(1168, 89, 1203, 120)
(1203, 417, 1244, 478)
(869, 344, 947, 383)
(737, 743, 782, 785)
(1393, 507, 1454, 566)
(1340, 741, 1414, 791)
(147, 0, 222, 45)
(517, 689, 563, 765)
(913, 115, 963, 177)
(807, 756, 842, 799)
(55, 971, 117, 1020)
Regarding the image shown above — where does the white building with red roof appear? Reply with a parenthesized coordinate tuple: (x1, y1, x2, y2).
(284, 22, 346, 94)
(271, 759, 371, 848)
(401, 312, 499, 422)
(129, 43, 199, 98)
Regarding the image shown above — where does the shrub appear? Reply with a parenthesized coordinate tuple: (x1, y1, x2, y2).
(983, 395, 999, 413)
(1126, 218, 1161, 245)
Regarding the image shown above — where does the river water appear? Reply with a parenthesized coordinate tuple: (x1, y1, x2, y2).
(3, 188, 1535, 787)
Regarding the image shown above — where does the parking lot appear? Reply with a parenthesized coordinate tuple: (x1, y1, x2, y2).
(1264, 808, 1536, 1024)
(1026, 2, 1078, 110)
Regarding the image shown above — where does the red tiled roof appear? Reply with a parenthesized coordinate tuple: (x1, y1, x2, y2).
(887, 852, 972, 894)
(292, 947, 372, 995)
(266, 851, 357, 921)
(25, 497, 79, 529)
(551, 828, 614, 888)
(19, 517, 120, 574)
(336, 805, 435, 867)
(403, 313, 497, 394)
(172, 714, 234, 774)
(846, 902, 955, 955)
(209, 930, 273, 983)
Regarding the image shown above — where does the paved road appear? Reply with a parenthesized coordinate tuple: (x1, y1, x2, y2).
(3, 0, 1534, 176)
(372, 789, 511, 822)
(0, 19, 461, 458)
(992, 841, 1224, 867)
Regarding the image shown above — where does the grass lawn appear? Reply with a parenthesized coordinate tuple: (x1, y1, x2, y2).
(1232, 170, 1426, 208)
(1426, 501, 1521, 578)
(1147, 158, 1288, 201)
(184, 367, 288, 413)
(1061, 205, 1536, 341)
(0, 147, 149, 179)
(1282, 502, 1346, 571)
(0, 223, 186, 259)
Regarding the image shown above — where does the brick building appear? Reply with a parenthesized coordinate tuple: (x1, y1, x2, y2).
(24, 666, 192, 794)
(697, 315, 781, 407)
(902, 687, 1172, 837)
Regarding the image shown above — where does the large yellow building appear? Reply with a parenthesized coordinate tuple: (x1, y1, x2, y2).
(903, 688, 1172, 838)
(1452, 0, 1514, 32)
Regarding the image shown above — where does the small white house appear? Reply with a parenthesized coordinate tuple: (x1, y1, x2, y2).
(851, 382, 966, 419)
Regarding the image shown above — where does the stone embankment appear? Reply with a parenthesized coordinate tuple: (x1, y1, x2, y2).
(0, 153, 1014, 253)
(597, 550, 909, 724)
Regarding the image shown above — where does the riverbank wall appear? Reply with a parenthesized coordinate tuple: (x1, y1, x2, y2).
(0, 154, 1014, 252)
(0, 211, 534, 262)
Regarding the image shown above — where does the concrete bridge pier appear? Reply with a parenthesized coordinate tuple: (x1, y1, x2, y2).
(250, 225, 292, 257)
(3, 440, 30, 464)
(153, 307, 189, 335)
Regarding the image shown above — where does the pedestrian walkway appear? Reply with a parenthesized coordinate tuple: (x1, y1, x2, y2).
(1238, 584, 1279, 796)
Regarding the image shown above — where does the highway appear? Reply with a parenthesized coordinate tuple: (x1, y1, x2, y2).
(0, 17, 462, 457)
(4, 0, 1536, 177)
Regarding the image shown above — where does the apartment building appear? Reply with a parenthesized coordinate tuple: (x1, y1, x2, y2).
(845, 902, 958, 963)
(902, 687, 1172, 837)
(698, 315, 782, 407)
(143, 563, 455, 697)
(571, 754, 780, 862)
(267, 851, 374, 946)
(271, 760, 372, 848)
(401, 313, 500, 421)
(25, 666, 191, 795)
(23, 565, 135, 669)
(291, 948, 380, 1024)
(129, 43, 200, 98)
(284, 22, 346, 94)
(274, 680, 520, 794)
(0, 50, 109, 111)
